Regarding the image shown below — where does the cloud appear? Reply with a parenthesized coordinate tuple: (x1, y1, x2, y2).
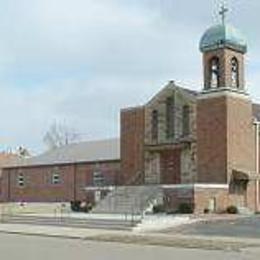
(0, 0, 258, 153)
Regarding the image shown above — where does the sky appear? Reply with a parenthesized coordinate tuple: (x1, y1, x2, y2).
(0, 0, 260, 154)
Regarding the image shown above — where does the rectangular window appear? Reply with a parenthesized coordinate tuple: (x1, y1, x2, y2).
(166, 96, 175, 139)
(182, 105, 190, 136)
(151, 110, 158, 143)
(52, 172, 60, 184)
(17, 173, 25, 187)
(93, 171, 104, 186)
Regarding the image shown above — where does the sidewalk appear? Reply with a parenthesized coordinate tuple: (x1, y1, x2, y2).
(0, 222, 260, 251)
(0, 223, 121, 239)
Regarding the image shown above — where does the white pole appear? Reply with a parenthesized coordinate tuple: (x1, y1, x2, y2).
(254, 121, 260, 212)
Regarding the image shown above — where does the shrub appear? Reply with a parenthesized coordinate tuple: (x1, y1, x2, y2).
(166, 210, 178, 215)
(70, 201, 81, 212)
(204, 208, 210, 214)
(83, 202, 94, 213)
(226, 205, 238, 214)
(80, 205, 89, 213)
(153, 204, 165, 214)
(71, 201, 94, 213)
(178, 203, 193, 214)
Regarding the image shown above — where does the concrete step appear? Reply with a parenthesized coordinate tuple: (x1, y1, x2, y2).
(92, 185, 163, 214)
(1, 215, 140, 231)
(237, 207, 254, 215)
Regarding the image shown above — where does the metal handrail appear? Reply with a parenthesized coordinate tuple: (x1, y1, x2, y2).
(126, 171, 144, 186)
(139, 186, 162, 218)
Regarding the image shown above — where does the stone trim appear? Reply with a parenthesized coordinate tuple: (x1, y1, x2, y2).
(121, 105, 145, 112)
(161, 183, 229, 189)
(197, 88, 250, 100)
(84, 186, 115, 191)
(84, 184, 229, 191)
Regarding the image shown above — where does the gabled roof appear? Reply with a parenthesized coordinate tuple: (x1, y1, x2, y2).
(146, 81, 198, 106)
(5, 138, 120, 168)
(0, 153, 21, 168)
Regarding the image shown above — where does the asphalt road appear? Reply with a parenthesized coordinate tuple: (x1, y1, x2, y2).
(0, 233, 259, 260)
(174, 216, 260, 239)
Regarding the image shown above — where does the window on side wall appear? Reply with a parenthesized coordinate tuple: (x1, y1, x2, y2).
(93, 171, 104, 187)
(17, 173, 25, 187)
(52, 169, 61, 185)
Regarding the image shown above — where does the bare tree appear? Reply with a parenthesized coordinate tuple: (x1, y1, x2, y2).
(43, 121, 81, 150)
(17, 146, 31, 158)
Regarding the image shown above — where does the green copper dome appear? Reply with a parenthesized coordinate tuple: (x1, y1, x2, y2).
(199, 24, 247, 53)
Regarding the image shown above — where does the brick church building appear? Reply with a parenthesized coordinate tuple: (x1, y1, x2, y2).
(1, 7, 260, 214)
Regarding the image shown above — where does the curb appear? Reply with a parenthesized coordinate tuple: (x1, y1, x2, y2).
(1, 227, 260, 251)
(0, 230, 84, 240)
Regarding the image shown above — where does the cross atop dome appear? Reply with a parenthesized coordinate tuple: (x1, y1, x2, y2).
(199, 2, 247, 54)
(219, 3, 229, 25)
(199, 2, 248, 93)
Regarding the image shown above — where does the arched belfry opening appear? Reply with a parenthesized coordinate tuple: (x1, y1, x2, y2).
(209, 56, 220, 89)
(231, 57, 239, 89)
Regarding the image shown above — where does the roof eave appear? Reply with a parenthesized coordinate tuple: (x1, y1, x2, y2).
(200, 43, 247, 54)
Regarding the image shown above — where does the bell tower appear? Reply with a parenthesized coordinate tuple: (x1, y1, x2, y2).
(200, 5, 247, 93)
(197, 4, 256, 187)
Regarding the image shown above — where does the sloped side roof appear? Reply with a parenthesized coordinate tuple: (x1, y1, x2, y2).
(0, 153, 22, 168)
(6, 138, 120, 168)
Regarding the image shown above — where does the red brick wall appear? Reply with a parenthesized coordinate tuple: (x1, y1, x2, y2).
(160, 149, 181, 184)
(164, 185, 257, 214)
(164, 188, 194, 212)
(164, 187, 228, 214)
(197, 94, 255, 184)
(120, 107, 145, 185)
(193, 188, 229, 213)
(246, 181, 257, 212)
(194, 184, 257, 213)
(0, 165, 75, 202)
(75, 162, 120, 201)
(197, 96, 228, 183)
(226, 96, 256, 176)
(0, 170, 9, 202)
(0, 160, 120, 203)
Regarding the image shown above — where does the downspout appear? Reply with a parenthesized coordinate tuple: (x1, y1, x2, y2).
(7, 169, 11, 202)
(254, 120, 260, 212)
(73, 163, 77, 202)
